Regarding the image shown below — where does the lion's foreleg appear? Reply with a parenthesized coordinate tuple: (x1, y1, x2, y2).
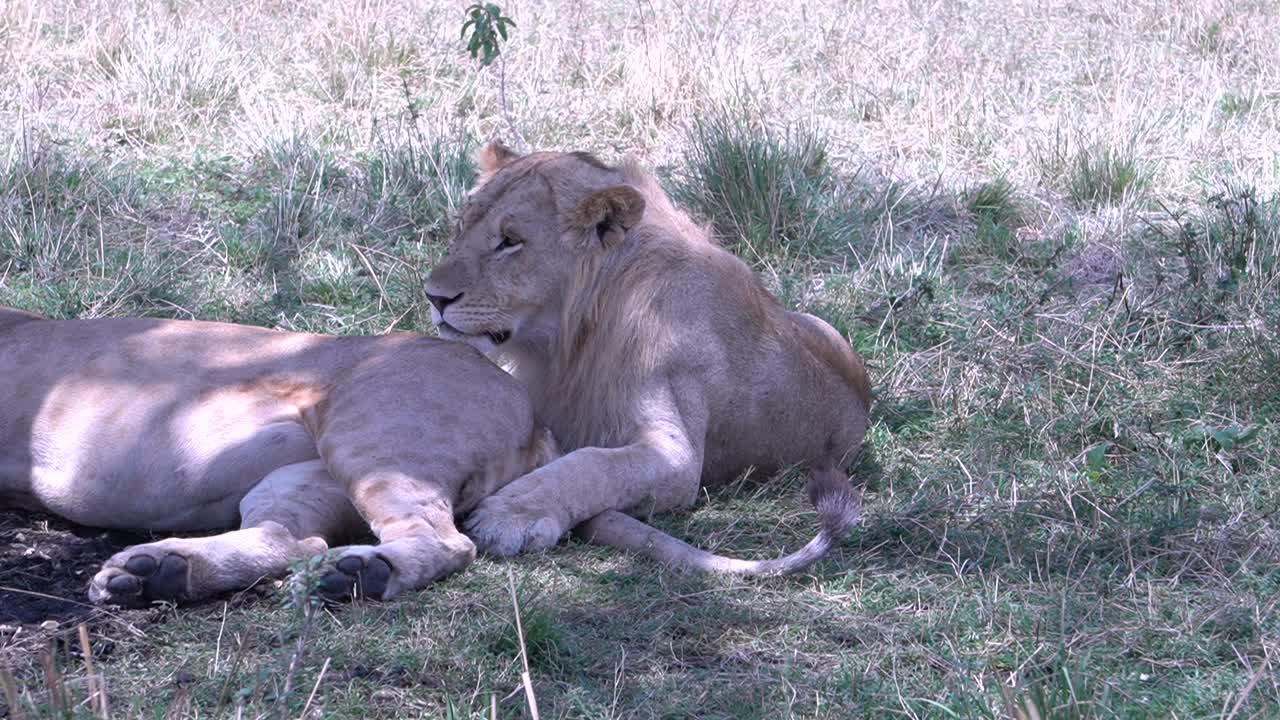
(465, 417, 704, 556)
(89, 460, 359, 607)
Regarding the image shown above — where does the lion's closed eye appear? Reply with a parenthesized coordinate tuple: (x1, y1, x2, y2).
(495, 233, 524, 254)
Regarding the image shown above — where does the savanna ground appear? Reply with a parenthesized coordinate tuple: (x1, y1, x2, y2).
(1, 0, 1279, 717)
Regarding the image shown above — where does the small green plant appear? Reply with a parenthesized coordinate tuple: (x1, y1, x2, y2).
(1083, 441, 1111, 482)
(1184, 422, 1261, 452)
(1200, 185, 1280, 285)
(459, 3, 522, 145)
(1152, 184, 1280, 297)
(460, 3, 515, 68)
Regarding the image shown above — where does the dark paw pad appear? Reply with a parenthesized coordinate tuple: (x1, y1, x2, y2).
(95, 553, 190, 607)
(144, 554, 191, 601)
(125, 555, 158, 576)
(316, 554, 392, 602)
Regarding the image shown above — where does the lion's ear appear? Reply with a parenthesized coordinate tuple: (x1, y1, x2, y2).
(477, 140, 520, 179)
(568, 185, 646, 248)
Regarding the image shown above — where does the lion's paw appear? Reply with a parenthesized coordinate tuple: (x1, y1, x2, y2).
(89, 548, 190, 607)
(464, 495, 568, 557)
(313, 547, 394, 602)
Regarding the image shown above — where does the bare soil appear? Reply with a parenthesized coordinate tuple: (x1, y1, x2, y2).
(0, 509, 140, 626)
(0, 511, 167, 676)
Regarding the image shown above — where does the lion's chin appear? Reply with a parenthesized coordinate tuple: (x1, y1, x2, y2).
(434, 322, 512, 356)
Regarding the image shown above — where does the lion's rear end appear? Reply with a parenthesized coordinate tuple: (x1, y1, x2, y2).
(786, 311, 872, 464)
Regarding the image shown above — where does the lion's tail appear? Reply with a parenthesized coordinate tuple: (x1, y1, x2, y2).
(573, 469, 861, 576)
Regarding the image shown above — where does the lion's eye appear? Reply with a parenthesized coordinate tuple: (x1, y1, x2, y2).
(496, 234, 524, 252)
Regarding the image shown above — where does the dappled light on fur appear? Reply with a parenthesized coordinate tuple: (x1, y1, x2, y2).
(1, 310, 554, 608)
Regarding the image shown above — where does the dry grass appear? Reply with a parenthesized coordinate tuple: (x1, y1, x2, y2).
(2, 0, 1279, 717)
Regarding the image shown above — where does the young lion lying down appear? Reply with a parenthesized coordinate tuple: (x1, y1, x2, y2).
(425, 142, 873, 574)
(0, 308, 556, 606)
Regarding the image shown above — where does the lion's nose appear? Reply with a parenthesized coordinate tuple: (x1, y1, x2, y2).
(427, 292, 462, 314)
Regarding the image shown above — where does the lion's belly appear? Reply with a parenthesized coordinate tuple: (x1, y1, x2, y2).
(0, 316, 337, 531)
(22, 382, 319, 532)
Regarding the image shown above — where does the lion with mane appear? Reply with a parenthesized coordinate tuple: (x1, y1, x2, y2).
(425, 142, 873, 574)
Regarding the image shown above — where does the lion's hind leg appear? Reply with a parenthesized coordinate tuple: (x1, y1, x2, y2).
(89, 460, 362, 607)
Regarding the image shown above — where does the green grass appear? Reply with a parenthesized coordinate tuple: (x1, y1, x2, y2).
(673, 102, 857, 261)
(965, 177, 1023, 228)
(1066, 141, 1152, 209)
(3, 0, 1280, 717)
(1218, 92, 1259, 117)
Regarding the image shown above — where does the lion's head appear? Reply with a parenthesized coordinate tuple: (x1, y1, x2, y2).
(424, 142, 651, 358)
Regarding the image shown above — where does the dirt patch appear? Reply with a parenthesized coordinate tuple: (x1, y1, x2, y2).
(1063, 242, 1123, 289)
(0, 510, 171, 690)
(0, 509, 144, 626)
(0, 509, 285, 707)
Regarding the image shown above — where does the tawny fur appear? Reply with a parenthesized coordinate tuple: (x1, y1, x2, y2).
(0, 311, 556, 605)
(425, 143, 873, 575)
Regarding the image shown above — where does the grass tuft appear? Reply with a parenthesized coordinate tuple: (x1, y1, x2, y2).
(1066, 141, 1151, 208)
(1218, 91, 1259, 117)
(1191, 184, 1280, 290)
(0, 140, 186, 318)
(1144, 183, 1280, 305)
(358, 126, 476, 244)
(674, 103, 849, 259)
(965, 176, 1023, 228)
(96, 17, 243, 143)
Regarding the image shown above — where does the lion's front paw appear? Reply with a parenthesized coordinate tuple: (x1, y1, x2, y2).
(313, 547, 395, 602)
(89, 548, 190, 607)
(464, 495, 568, 557)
